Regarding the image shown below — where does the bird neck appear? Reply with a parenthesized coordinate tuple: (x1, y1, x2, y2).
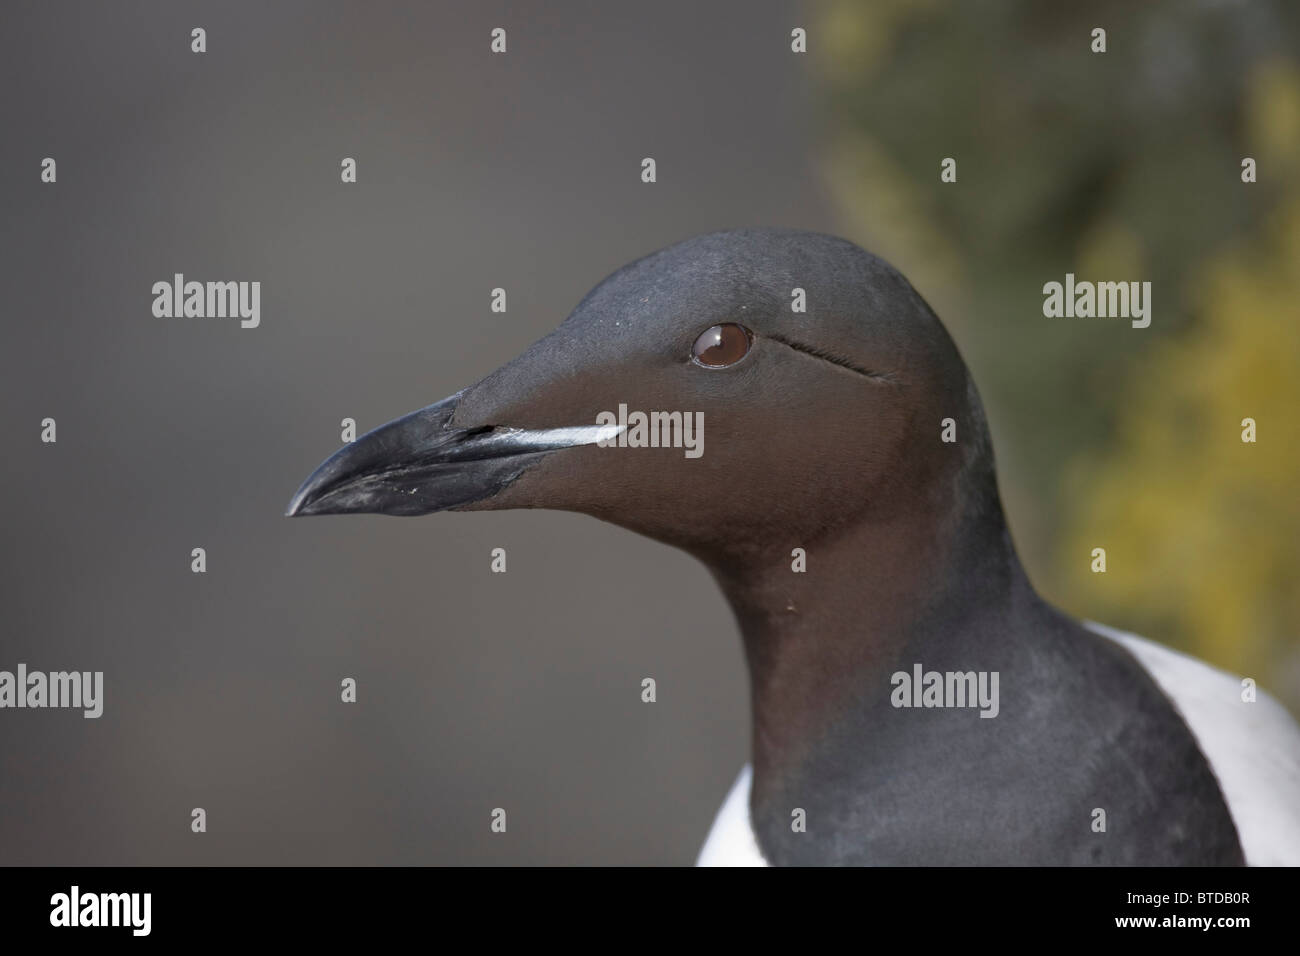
(706, 491, 1041, 812)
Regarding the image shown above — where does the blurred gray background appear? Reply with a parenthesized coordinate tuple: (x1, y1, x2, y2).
(0, 0, 830, 864)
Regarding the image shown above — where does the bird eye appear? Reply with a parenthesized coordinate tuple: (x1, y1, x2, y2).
(691, 323, 752, 368)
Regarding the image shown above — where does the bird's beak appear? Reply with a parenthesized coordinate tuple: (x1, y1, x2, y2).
(285, 392, 619, 517)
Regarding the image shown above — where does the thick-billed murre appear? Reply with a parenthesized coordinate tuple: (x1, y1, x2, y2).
(287, 229, 1300, 866)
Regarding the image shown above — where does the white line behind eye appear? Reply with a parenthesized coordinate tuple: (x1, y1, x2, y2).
(502, 423, 626, 448)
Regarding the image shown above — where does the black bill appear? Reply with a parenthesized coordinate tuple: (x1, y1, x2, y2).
(285, 392, 617, 517)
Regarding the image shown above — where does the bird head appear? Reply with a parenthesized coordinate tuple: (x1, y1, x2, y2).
(287, 229, 991, 563)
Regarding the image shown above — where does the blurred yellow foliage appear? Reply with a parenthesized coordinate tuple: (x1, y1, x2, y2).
(1248, 59, 1300, 173)
(1060, 197, 1300, 705)
(820, 130, 965, 311)
(814, 2, 1300, 708)
(817, 0, 940, 84)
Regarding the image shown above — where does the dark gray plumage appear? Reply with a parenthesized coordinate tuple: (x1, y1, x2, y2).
(288, 229, 1245, 865)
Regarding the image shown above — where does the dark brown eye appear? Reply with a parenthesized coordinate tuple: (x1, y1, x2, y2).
(691, 323, 752, 368)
